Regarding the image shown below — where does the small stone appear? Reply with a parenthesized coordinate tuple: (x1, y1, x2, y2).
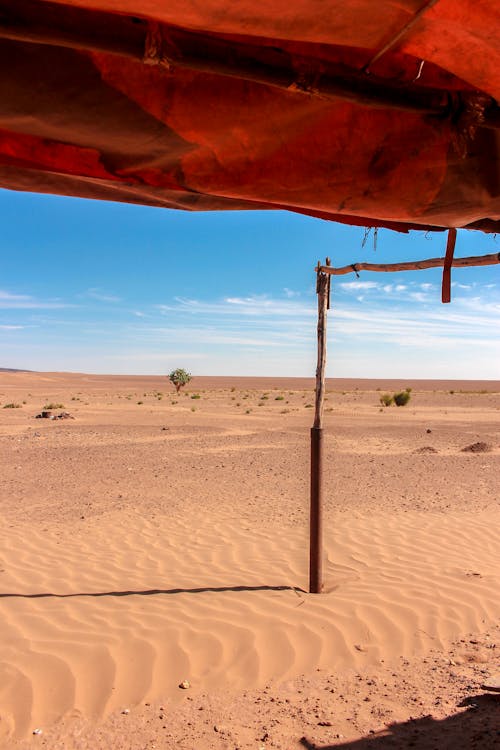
(121, 708, 130, 715)
(33, 729, 43, 736)
(179, 680, 190, 689)
(318, 720, 332, 727)
(482, 675, 500, 693)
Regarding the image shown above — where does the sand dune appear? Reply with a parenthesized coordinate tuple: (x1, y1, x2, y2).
(0, 373, 498, 747)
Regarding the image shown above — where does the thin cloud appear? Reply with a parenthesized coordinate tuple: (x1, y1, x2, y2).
(283, 287, 301, 298)
(156, 295, 316, 318)
(0, 289, 71, 309)
(86, 288, 121, 303)
(339, 281, 380, 291)
(0, 290, 31, 301)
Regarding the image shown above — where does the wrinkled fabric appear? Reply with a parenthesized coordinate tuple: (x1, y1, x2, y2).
(1, 1, 499, 232)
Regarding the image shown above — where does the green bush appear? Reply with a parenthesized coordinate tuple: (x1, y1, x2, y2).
(393, 389, 411, 407)
(191, 394, 201, 399)
(275, 395, 285, 401)
(3, 402, 21, 409)
(380, 393, 393, 407)
(43, 402, 65, 410)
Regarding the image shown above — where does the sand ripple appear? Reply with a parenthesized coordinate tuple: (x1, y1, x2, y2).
(0, 508, 498, 741)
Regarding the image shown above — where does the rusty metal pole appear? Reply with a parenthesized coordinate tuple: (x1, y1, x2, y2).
(310, 259, 330, 593)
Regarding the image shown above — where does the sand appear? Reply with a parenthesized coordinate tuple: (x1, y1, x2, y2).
(0, 372, 498, 748)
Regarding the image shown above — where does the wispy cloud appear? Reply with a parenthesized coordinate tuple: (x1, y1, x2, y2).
(156, 295, 316, 319)
(0, 324, 25, 330)
(339, 281, 379, 291)
(4, 280, 497, 378)
(85, 288, 121, 303)
(0, 289, 70, 309)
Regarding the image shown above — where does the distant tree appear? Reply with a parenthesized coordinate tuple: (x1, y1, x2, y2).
(168, 368, 192, 394)
(379, 393, 393, 407)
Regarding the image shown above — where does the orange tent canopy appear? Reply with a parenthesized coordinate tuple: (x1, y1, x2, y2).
(1, 0, 499, 232)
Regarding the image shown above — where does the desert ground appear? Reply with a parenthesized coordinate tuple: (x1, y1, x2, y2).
(0, 371, 498, 749)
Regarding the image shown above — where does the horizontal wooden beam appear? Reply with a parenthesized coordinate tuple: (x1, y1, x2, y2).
(1, 0, 500, 128)
(318, 252, 500, 275)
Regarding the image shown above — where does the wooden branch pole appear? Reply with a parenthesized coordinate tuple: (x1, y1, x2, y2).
(2, 1, 500, 129)
(441, 228, 457, 303)
(310, 259, 330, 593)
(318, 251, 500, 276)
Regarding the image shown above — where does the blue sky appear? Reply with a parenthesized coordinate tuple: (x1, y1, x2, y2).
(1, 189, 499, 379)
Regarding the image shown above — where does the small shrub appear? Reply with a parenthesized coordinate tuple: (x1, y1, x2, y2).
(275, 395, 285, 401)
(231, 387, 236, 392)
(171, 400, 178, 405)
(305, 403, 313, 408)
(3, 402, 21, 409)
(393, 389, 411, 407)
(260, 395, 268, 400)
(191, 406, 196, 412)
(236, 402, 241, 406)
(462, 441, 491, 453)
(380, 393, 393, 407)
(245, 409, 252, 414)
(43, 402, 64, 410)
(281, 409, 290, 414)
(191, 394, 201, 399)
(137, 401, 143, 405)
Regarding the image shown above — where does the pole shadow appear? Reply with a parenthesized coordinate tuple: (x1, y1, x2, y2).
(0, 584, 306, 599)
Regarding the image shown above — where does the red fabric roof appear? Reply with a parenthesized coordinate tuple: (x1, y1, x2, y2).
(1, 1, 499, 232)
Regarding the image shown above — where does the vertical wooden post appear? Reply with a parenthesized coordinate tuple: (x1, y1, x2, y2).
(310, 259, 330, 593)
